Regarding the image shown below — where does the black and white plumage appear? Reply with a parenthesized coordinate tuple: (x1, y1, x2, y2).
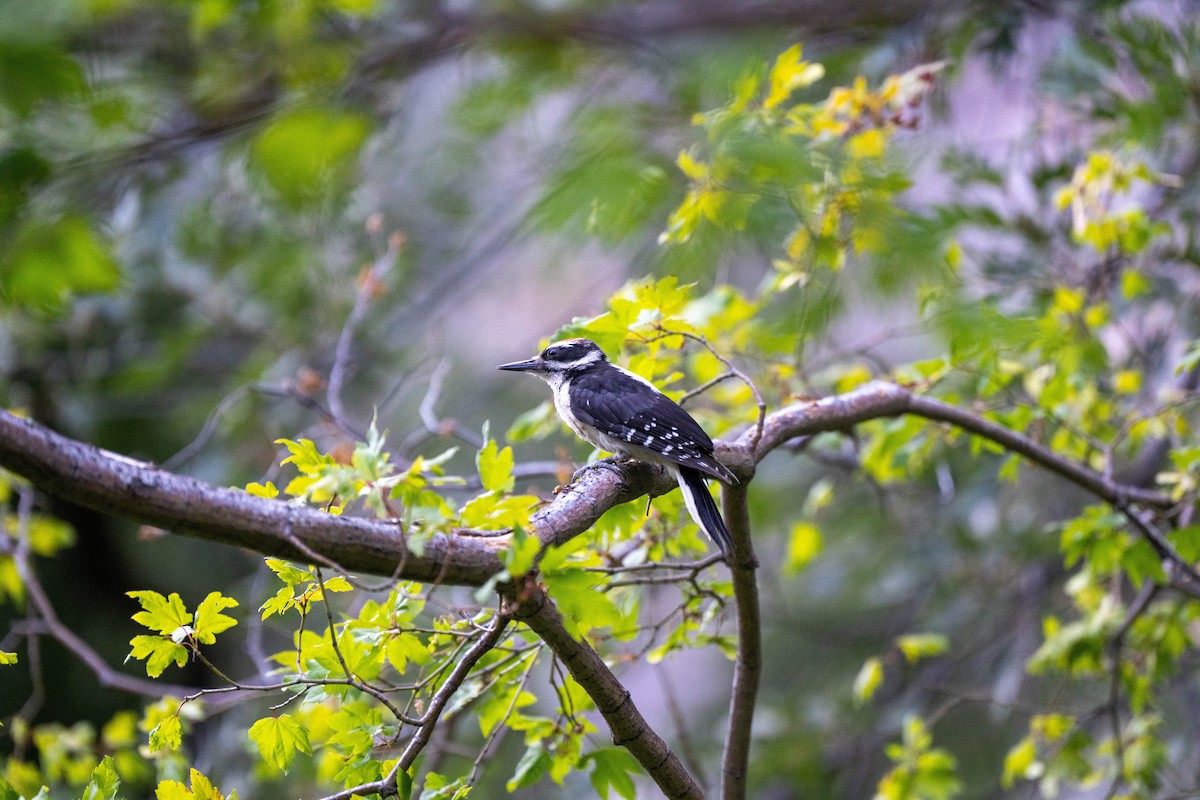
(498, 338, 736, 557)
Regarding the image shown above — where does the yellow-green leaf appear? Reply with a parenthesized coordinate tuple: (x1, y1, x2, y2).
(477, 438, 515, 493)
(385, 633, 431, 673)
(155, 780, 191, 800)
(192, 592, 239, 645)
(765, 44, 824, 108)
(129, 635, 189, 678)
(250, 107, 370, 207)
(249, 714, 311, 773)
(1001, 737, 1040, 788)
(783, 521, 823, 574)
(245, 481, 279, 498)
(1121, 269, 1151, 298)
(127, 591, 191, 636)
(847, 128, 887, 159)
(1114, 369, 1141, 394)
(896, 633, 949, 663)
(853, 656, 884, 705)
(149, 715, 182, 751)
(543, 569, 621, 636)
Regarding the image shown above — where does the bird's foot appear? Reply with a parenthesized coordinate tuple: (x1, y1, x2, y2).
(572, 455, 636, 484)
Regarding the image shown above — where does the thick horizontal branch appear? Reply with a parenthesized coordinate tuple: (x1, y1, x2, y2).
(0, 411, 504, 585)
(745, 382, 1174, 510)
(0, 382, 1175, 587)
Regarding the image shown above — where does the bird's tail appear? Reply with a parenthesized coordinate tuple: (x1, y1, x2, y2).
(674, 466, 734, 557)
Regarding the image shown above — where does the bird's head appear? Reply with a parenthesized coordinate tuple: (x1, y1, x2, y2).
(497, 338, 608, 377)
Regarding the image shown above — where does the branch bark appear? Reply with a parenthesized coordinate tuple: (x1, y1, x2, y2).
(745, 382, 1174, 510)
(0, 381, 1176, 587)
(720, 477, 760, 800)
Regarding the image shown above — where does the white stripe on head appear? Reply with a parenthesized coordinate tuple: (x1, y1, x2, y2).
(542, 338, 606, 371)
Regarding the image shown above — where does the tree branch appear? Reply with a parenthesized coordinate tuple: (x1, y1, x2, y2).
(503, 581, 704, 799)
(744, 382, 1174, 510)
(0, 410, 505, 585)
(320, 612, 513, 800)
(0, 381, 1177, 587)
(9, 487, 197, 701)
(720, 476, 760, 800)
(327, 231, 402, 433)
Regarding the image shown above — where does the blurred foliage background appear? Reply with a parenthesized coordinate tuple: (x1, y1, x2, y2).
(3, 0, 1200, 798)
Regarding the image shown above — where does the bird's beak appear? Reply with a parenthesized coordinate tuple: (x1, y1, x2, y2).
(497, 357, 542, 372)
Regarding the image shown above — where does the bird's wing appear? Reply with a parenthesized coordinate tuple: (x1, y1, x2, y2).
(568, 367, 735, 483)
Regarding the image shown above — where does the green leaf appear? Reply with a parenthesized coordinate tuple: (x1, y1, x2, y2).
(421, 772, 471, 800)
(1, 216, 121, 313)
(783, 521, 823, 574)
(149, 715, 182, 751)
(250, 106, 371, 207)
(0, 773, 19, 800)
(0, 46, 85, 116)
(81, 755, 120, 800)
(477, 438, 516, 493)
(128, 590, 192, 636)
(193, 592, 239, 645)
(542, 569, 622, 636)
(504, 527, 542, 578)
(0, 650, 16, 665)
(128, 635, 189, 677)
(479, 685, 536, 736)
(506, 742, 552, 792)
(853, 656, 884, 705)
(1171, 525, 1200, 562)
(506, 401, 561, 442)
(582, 748, 639, 800)
(249, 715, 311, 773)
(1001, 737, 1040, 788)
(896, 633, 949, 663)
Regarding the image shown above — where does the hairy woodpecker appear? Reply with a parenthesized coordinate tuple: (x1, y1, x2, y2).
(498, 338, 736, 557)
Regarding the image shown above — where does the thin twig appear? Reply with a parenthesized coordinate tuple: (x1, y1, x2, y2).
(1104, 582, 1160, 800)
(9, 487, 198, 702)
(1114, 503, 1200, 597)
(327, 232, 402, 432)
(320, 610, 512, 800)
(644, 326, 768, 452)
(469, 648, 539, 784)
(313, 565, 417, 724)
(161, 385, 252, 470)
(417, 360, 485, 449)
(504, 582, 704, 799)
(655, 663, 709, 787)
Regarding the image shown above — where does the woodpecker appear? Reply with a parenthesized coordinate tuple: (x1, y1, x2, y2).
(498, 338, 736, 557)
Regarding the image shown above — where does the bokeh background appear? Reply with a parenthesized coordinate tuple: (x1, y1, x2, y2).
(3, 0, 1200, 797)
